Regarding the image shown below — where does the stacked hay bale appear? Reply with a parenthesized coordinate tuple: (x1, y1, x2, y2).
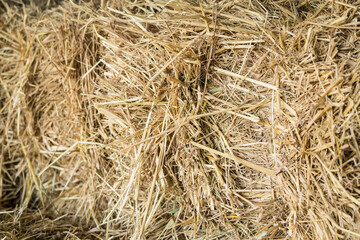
(0, 0, 359, 239)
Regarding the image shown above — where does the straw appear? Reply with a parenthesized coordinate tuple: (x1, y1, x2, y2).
(1, 0, 359, 239)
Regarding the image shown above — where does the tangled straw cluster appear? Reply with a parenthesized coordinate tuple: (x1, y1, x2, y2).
(0, 0, 360, 239)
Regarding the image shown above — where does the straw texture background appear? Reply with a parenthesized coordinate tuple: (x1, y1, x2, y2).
(1, 0, 360, 239)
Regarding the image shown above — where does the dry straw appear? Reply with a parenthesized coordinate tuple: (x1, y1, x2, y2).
(0, 0, 360, 239)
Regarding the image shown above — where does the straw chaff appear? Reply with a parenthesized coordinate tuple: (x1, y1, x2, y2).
(1, 0, 360, 239)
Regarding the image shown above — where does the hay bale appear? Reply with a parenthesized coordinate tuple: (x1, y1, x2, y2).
(0, 0, 359, 239)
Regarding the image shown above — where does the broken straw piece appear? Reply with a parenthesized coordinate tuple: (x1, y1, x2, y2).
(215, 67, 278, 90)
(191, 141, 275, 176)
